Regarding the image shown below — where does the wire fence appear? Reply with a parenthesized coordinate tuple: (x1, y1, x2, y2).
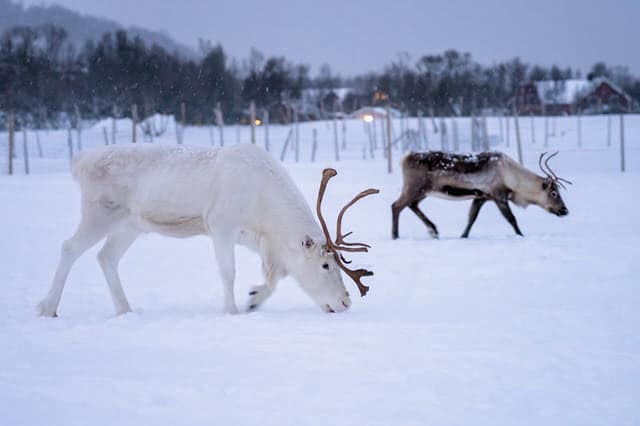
(1, 113, 637, 176)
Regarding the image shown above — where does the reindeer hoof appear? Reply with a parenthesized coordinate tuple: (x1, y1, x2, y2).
(115, 307, 133, 316)
(36, 301, 58, 318)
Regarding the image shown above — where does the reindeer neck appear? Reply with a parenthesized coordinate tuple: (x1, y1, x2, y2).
(249, 173, 323, 266)
(502, 158, 545, 207)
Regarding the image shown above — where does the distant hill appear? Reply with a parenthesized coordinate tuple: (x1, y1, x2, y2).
(0, 0, 197, 58)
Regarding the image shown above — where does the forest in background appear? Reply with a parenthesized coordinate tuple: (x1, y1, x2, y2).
(1, 24, 639, 127)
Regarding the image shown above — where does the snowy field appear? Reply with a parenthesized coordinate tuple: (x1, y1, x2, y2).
(1, 115, 639, 425)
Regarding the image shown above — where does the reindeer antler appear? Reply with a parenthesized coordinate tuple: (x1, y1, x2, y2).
(316, 168, 379, 297)
(539, 152, 573, 189)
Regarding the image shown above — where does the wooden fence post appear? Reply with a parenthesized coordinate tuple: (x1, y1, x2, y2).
(385, 106, 392, 173)
(440, 118, 448, 151)
(363, 122, 373, 157)
(451, 117, 459, 151)
(332, 116, 340, 162)
(74, 104, 82, 151)
(294, 108, 300, 162)
(179, 102, 186, 144)
(506, 113, 511, 147)
(577, 113, 582, 147)
(103, 127, 109, 145)
(369, 123, 376, 160)
(22, 128, 29, 175)
(513, 109, 523, 165)
(470, 115, 476, 151)
(280, 128, 293, 161)
(208, 110, 215, 145)
(111, 105, 117, 145)
(429, 108, 438, 133)
(333, 115, 339, 160)
(341, 118, 347, 150)
(370, 116, 378, 149)
(67, 127, 74, 166)
(35, 130, 43, 157)
(620, 114, 625, 172)
(481, 114, 489, 151)
(208, 124, 215, 146)
(417, 110, 424, 148)
(215, 104, 224, 146)
(530, 113, 535, 144)
(249, 100, 256, 144)
(8, 112, 14, 175)
(131, 104, 138, 143)
(311, 128, 318, 162)
(263, 109, 270, 152)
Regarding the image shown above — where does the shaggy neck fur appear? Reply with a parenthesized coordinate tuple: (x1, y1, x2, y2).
(246, 158, 324, 277)
(502, 157, 546, 208)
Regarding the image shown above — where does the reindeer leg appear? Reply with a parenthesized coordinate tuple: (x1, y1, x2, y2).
(495, 200, 524, 236)
(409, 201, 439, 239)
(97, 226, 139, 315)
(38, 201, 126, 317)
(391, 198, 409, 240)
(211, 231, 239, 314)
(461, 198, 487, 238)
(247, 260, 283, 312)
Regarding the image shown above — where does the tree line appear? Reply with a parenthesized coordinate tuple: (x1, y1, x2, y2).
(1, 24, 638, 128)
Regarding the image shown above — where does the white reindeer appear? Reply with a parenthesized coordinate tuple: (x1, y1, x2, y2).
(38, 144, 377, 317)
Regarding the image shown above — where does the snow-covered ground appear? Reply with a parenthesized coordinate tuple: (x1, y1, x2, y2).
(1, 116, 639, 425)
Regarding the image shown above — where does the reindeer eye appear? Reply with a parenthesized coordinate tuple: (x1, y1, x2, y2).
(551, 191, 558, 198)
(322, 263, 329, 270)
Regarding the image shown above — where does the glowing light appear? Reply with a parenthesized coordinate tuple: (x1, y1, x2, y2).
(254, 119, 262, 126)
(363, 114, 374, 123)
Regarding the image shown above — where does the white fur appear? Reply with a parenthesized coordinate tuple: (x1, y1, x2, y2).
(38, 144, 351, 317)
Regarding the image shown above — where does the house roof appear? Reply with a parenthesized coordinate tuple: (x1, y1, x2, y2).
(534, 79, 592, 105)
(534, 77, 631, 105)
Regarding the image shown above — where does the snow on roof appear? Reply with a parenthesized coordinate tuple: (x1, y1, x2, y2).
(349, 106, 402, 119)
(535, 79, 592, 105)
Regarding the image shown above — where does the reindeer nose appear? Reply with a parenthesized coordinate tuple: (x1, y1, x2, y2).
(559, 207, 569, 216)
(325, 294, 351, 313)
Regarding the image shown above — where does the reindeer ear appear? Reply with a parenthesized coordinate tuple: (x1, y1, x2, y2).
(302, 235, 315, 250)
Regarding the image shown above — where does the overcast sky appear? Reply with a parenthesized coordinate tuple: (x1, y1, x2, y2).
(22, 0, 640, 76)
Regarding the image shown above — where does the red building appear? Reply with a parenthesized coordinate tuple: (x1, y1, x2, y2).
(513, 78, 632, 115)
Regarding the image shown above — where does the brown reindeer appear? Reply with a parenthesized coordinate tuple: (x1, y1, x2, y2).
(391, 151, 570, 239)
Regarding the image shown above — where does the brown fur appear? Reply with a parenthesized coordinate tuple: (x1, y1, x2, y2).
(403, 151, 503, 174)
(392, 151, 569, 239)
